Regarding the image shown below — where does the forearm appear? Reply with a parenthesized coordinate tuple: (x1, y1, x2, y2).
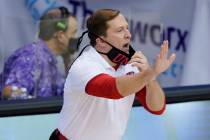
(116, 68, 156, 97)
(145, 80, 165, 111)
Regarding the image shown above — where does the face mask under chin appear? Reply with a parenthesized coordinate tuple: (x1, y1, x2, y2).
(98, 40, 135, 65)
(91, 33, 135, 65)
(107, 45, 135, 65)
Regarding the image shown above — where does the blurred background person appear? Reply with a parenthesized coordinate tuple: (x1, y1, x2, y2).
(0, 6, 78, 100)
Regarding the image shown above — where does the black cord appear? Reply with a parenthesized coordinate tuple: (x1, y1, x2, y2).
(68, 30, 89, 70)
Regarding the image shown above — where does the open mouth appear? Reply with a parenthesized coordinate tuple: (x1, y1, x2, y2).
(123, 43, 129, 48)
(123, 43, 130, 53)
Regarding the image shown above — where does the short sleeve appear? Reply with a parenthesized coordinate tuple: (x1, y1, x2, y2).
(64, 59, 107, 94)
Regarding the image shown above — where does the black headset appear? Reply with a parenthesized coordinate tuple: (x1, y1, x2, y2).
(55, 7, 71, 31)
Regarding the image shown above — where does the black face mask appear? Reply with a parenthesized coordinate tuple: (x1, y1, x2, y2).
(68, 37, 79, 52)
(97, 38, 136, 65)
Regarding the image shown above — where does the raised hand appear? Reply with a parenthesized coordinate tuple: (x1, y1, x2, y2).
(153, 40, 176, 76)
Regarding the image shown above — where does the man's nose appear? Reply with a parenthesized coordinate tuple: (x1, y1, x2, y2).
(125, 29, 131, 39)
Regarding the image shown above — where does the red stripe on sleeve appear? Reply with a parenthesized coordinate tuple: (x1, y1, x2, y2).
(135, 87, 166, 115)
(85, 74, 123, 99)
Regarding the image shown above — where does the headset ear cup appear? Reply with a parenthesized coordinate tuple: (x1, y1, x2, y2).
(56, 20, 67, 31)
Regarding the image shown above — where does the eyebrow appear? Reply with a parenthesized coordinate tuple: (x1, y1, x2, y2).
(116, 24, 128, 30)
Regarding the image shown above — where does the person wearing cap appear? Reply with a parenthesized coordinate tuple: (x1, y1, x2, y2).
(51, 9, 176, 140)
(0, 7, 78, 99)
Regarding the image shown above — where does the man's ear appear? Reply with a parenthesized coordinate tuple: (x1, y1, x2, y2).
(54, 31, 66, 43)
(95, 37, 111, 53)
(96, 37, 106, 47)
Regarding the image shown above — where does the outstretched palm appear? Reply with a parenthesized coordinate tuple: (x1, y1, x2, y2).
(153, 40, 176, 75)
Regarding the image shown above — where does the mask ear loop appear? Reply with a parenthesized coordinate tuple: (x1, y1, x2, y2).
(76, 30, 88, 50)
(88, 31, 136, 60)
(68, 30, 89, 71)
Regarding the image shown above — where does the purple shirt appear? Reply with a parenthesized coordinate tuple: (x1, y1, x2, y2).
(0, 39, 65, 97)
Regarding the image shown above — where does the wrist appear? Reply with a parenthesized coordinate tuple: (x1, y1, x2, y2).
(140, 68, 157, 83)
(147, 67, 157, 82)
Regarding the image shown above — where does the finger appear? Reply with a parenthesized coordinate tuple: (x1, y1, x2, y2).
(129, 58, 146, 64)
(162, 40, 168, 59)
(164, 40, 169, 58)
(168, 53, 176, 65)
(133, 54, 147, 61)
(131, 51, 145, 59)
(131, 54, 144, 60)
(131, 63, 148, 70)
(155, 54, 161, 63)
(130, 56, 147, 64)
(160, 43, 164, 59)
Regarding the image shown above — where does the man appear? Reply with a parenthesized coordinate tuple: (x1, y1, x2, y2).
(53, 9, 176, 140)
(0, 6, 78, 99)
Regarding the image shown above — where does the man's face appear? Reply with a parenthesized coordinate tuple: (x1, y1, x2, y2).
(102, 14, 131, 54)
(62, 16, 78, 51)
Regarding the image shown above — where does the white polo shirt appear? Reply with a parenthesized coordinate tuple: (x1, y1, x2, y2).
(58, 46, 139, 140)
